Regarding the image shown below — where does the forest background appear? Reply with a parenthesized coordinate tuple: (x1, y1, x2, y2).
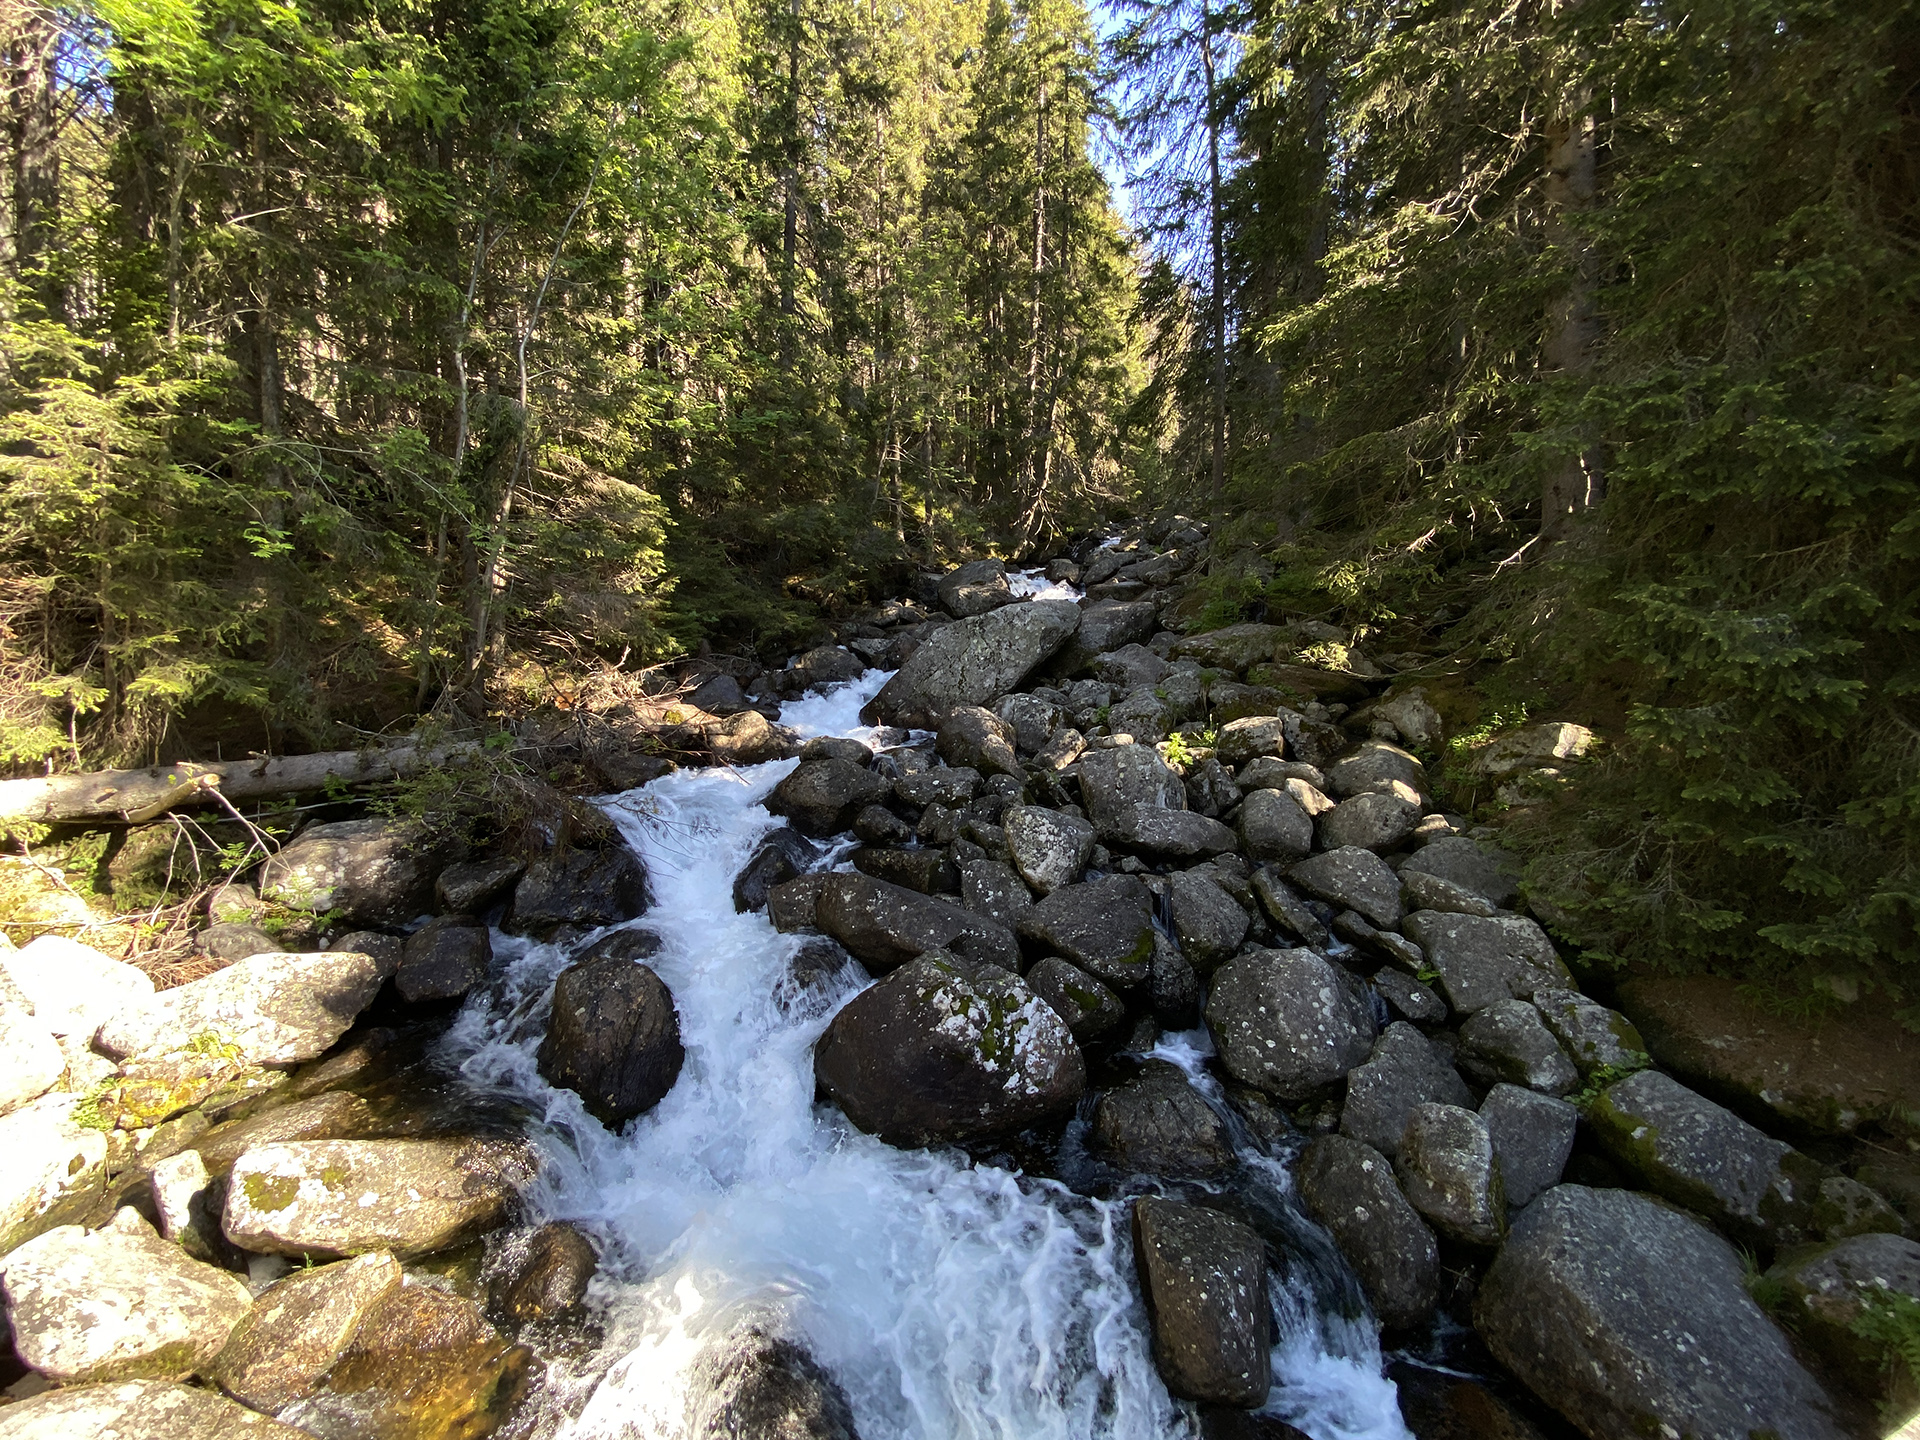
(0, 0, 1913, 1007)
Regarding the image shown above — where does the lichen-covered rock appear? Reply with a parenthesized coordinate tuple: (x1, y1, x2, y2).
(1398, 868, 1497, 919)
(223, 1137, 529, 1259)
(1236, 788, 1313, 863)
(98, 948, 393, 1066)
(0, 1379, 309, 1438)
(1165, 869, 1250, 973)
(850, 845, 958, 895)
(1586, 1069, 1822, 1248)
(1075, 744, 1186, 836)
(814, 871, 1020, 973)
(1131, 1197, 1271, 1407)
(1479, 1084, 1577, 1209)
(0, 1093, 110, 1253)
(1400, 837, 1519, 909)
(1025, 955, 1125, 1041)
(1287, 848, 1401, 929)
(1528, 988, 1646, 1076)
(957, 858, 1034, 931)
(258, 818, 440, 926)
(1474, 1187, 1844, 1440)
(1092, 1061, 1234, 1176)
(1106, 806, 1239, 858)
(1466, 722, 1596, 779)
(1340, 1022, 1473, 1161)
(1296, 1135, 1439, 1331)
(1249, 867, 1330, 947)
(1178, 624, 1285, 675)
(686, 1327, 859, 1440)
(1046, 599, 1162, 676)
(1401, 912, 1569, 1014)
(995, 691, 1067, 754)
(1372, 969, 1446, 1024)
(537, 955, 684, 1127)
(814, 952, 1085, 1147)
(396, 920, 493, 1004)
(505, 845, 650, 939)
(1, 1212, 252, 1383)
(1813, 1174, 1904, 1239)
(894, 765, 981, 809)
(1004, 805, 1094, 895)
(1325, 741, 1427, 800)
(209, 1250, 401, 1414)
(1205, 948, 1375, 1100)
(937, 557, 1013, 618)
(1318, 792, 1422, 853)
(192, 1089, 374, 1177)
(1765, 1233, 1920, 1394)
(1456, 999, 1579, 1096)
(486, 1222, 598, 1324)
(863, 599, 1081, 729)
(1396, 1103, 1505, 1247)
(937, 705, 1021, 777)
(1017, 875, 1156, 987)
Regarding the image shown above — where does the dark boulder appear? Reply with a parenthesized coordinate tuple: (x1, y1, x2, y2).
(688, 1327, 860, 1440)
(849, 845, 958, 895)
(1131, 1198, 1272, 1408)
(396, 919, 493, 1004)
(572, 927, 663, 964)
(1092, 1061, 1234, 1176)
(1205, 948, 1375, 1100)
(862, 600, 1081, 730)
(767, 760, 893, 839)
(536, 955, 684, 1127)
(1016, 875, 1155, 988)
(1296, 1135, 1439, 1331)
(506, 845, 649, 939)
(1025, 955, 1125, 1041)
(936, 706, 1021, 778)
(260, 818, 441, 927)
(435, 857, 526, 915)
(813, 872, 1019, 973)
(937, 557, 1013, 618)
(487, 1222, 597, 1324)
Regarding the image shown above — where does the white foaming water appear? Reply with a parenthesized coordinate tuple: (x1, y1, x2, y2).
(449, 666, 1410, 1440)
(1007, 567, 1082, 603)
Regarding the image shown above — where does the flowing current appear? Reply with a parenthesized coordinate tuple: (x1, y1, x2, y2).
(449, 667, 1412, 1440)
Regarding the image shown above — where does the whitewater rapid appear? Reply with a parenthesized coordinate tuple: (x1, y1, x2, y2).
(448, 669, 1411, 1440)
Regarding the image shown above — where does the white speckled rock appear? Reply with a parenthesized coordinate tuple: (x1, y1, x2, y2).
(1396, 1103, 1505, 1247)
(0, 1211, 252, 1382)
(97, 948, 394, 1065)
(1204, 947, 1375, 1099)
(1003, 805, 1094, 895)
(0, 1092, 111, 1253)
(0, 1378, 309, 1437)
(1401, 912, 1570, 1013)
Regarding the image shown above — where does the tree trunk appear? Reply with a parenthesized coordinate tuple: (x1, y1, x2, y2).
(1539, 17, 1603, 542)
(3, 4, 61, 317)
(1202, 0, 1228, 563)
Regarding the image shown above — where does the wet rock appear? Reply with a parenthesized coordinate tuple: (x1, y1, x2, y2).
(938, 557, 1014, 617)
(1287, 848, 1401, 929)
(209, 1250, 401, 1413)
(538, 954, 684, 1127)
(1004, 805, 1094, 895)
(687, 1327, 859, 1440)
(487, 1222, 597, 1324)
(0, 1379, 308, 1437)
(573, 927, 664, 964)
(1048, 599, 1160, 676)
(193, 1090, 375, 1177)
(1340, 1022, 1473, 1160)
(793, 646, 866, 688)
(850, 846, 958, 895)
(1474, 1186, 1844, 1440)
(852, 804, 913, 845)
(863, 598, 1081, 729)
(1025, 956, 1125, 1041)
(1296, 1135, 1439, 1330)
(1384, 1365, 1548, 1440)
(505, 845, 650, 939)
(1318, 791, 1422, 853)
(937, 705, 1021, 778)
(258, 818, 440, 927)
(280, 1282, 530, 1440)
(1092, 1061, 1234, 1176)
(396, 920, 493, 1004)
(1765, 1233, 1920, 1394)
(813, 952, 1085, 1147)
(780, 935, 864, 1012)
(814, 872, 1020, 973)
(769, 873, 832, 932)
(1528, 988, 1646, 1076)
(223, 1137, 528, 1259)
(1398, 869, 1498, 919)
(767, 759, 894, 839)
(435, 857, 526, 914)
(1236, 788, 1313, 863)
(0, 1001, 61, 1116)
(1479, 1084, 1577, 1208)
(1325, 740, 1426, 800)
(1400, 913, 1569, 1014)
(957, 858, 1034, 930)
(894, 765, 981, 809)
(1372, 970, 1445, 1024)
(1397, 1103, 1505, 1247)
(1131, 1198, 1272, 1407)
(1248, 867, 1330, 947)
(0, 1094, 110, 1251)
(1206, 948, 1375, 1100)
(198, 922, 280, 963)
(1400, 837, 1518, 909)
(1016, 875, 1155, 987)
(734, 826, 822, 912)
(1076, 744, 1186, 837)
(99, 949, 393, 1066)
(2, 935, 154, 1044)
(1, 1212, 252, 1382)
(1151, 933, 1201, 1030)
(1166, 869, 1250, 972)
(1586, 1069, 1821, 1248)
(1457, 1000, 1579, 1096)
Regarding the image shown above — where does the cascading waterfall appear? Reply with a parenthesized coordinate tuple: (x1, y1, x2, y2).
(448, 667, 1412, 1440)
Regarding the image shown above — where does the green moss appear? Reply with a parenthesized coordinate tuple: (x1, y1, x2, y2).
(244, 1171, 302, 1213)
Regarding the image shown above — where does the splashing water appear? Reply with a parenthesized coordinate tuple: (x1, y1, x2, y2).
(1006, 568, 1083, 603)
(448, 666, 1410, 1440)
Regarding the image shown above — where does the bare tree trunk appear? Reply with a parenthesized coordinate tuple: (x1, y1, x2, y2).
(1202, 0, 1228, 564)
(1023, 72, 1048, 517)
(2, 3, 61, 317)
(1540, 16, 1603, 542)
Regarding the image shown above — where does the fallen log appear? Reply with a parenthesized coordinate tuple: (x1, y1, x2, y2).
(0, 741, 479, 828)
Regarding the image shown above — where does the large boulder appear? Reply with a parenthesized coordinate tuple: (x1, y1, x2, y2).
(1177, 624, 1284, 673)
(1025, 955, 1125, 1041)
(813, 953, 1085, 1147)
(1765, 1233, 1920, 1394)
(1, 1212, 253, 1383)
(1325, 741, 1426, 799)
(995, 692, 1067, 754)
(1400, 836, 1519, 909)
(1529, 988, 1646, 1076)
(1205, 948, 1375, 1099)
(1586, 1069, 1821, 1248)
(0, 1000, 61, 1116)
(1236, 788, 1313, 863)
(1075, 744, 1186, 839)
(1165, 870, 1250, 973)
(1287, 848, 1401, 929)
(1048, 599, 1160, 675)
(505, 845, 650, 938)
(1474, 1187, 1845, 1440)
(1106, 807, 1239, 858)
(395, 920, 492, 1004)
(850, 846, 958, 895)
(937, 557, 1013, 618)
(2, 935, 153, 1045)
(537, 955, 684, 1127)
(98, 948, 392, 1066)
(686, 1327, 860, 1440)
(0, 1093, 110, 1252)
(1401, 913, 1570, 1014)
(223, 1137, 528, 1259)
(958, 858, 1035, 931)
(1317, 792, 1421, 853)
(733, 826, 821, 913)
(1479, 1084, 1577, 1209)
(192, 1089, 375, 1177)
(937, 706, 1021, 777)
(258, 818, 438, 926)
(862, 599, 1081, 729)
(1456, 999, 1579, 1096)
(767, 759, 893, 838)
(1092, 1061, 1234, 1176)
(1340, 1022, 1473, 1161)
(1131, 1198, 1272, 1407)
(209, 1250, 402, 1414)
(814, 872, 1019, 973)
(1296, 1135, 1439, 1331)
(1396, 1103, 1505, 1247)
(1465, 722, 1597, 779)
(1004, 805, 1094, 895)
(0, 1379, 309, 1437)
(1017, 875, 1156, 987)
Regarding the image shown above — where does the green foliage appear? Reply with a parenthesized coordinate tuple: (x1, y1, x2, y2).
(1854, 1290, 1920, 1403)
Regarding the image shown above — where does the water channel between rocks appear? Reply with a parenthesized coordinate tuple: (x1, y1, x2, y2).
(448, 665, 1413, 1440)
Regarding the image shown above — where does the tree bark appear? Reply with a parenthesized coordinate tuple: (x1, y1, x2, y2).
(1539, 18, 1603, 542)
(1202, 0, 1228, 562)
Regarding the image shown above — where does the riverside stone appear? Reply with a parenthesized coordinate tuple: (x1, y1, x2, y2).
(1396, 1103, 1505, 1247)
(0, 1093, 109, 1252)
(192, 1089, 374, 1176)
(488, 1221, 598, 1322)
(1214, 715, 1289, 766)
(937, 557, 1013, 617)
(1398, 868, 1498, 919)
(850, 846, 958, 895)
(258, 817, 438, 926)
(1017, 875, 1156, 987)
(1340, 1022, 1473, 1161)
(1325, 741, 1427, 800)
(1249, 867, 1330, 947)
(1474, 1187, 1844, 1440)
(1075, 744, 1186, 837)
(686, 1327, 860, 1440)
(1049, 599, 1161, 676)
(813, 952, 1085, 1147)
(1287, 848, 1401, 929)
(1296, 1135, 1439, 1331)
(98, 948, 392, 1066)
(1166, 869, 1251, 972)
(1025, 955, 1125, 1041)
(1236, 788, 1313, 863)
(1131, 1198, 1272, 1407)
(1401, 912, 1569, 1014)
(937, 705, 1022, 778)
(435, 856, 526, 914)
(766, 759, 894, 838)
(1765, 1233, 1920, 1394)
(894, 766, 981, 809)
(1479, 1084, 1577, 1208)
(0, 1380, 309, 1438)
(209, 1250, 402, 1414)
(2, 935, 153, 1042)
(994, 691, 1066, 753)
(1456, 999, 1579, 1096)
(1107, 806, 1239, 858)
(223, 1137, 528, 1259)
(1092, 1061, 1234, 1176)
(1205, 948, 1375, 1100)
(505, 845, 650, 938)
(537, 955, 684, 1127)
(396, 920, 492, 1004)
(0, 1000, 61, 1115)
(1529, 987, 1646, 1075)
(1005, 805, 1095, 895)
(1372, 970, 1445, 1024)
(958, 858, 1034, 930)
(814, 871, 1020, 973)
(1317, 792, 1421, 853)
(732, 826, 821, 912)
(863, 598, 1081, 729)
(1, 1213, 253, 1383)
(1400, 836, 1519, 909)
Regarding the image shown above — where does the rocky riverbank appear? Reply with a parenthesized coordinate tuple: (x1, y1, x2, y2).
(0, 522, 1915, 1439)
